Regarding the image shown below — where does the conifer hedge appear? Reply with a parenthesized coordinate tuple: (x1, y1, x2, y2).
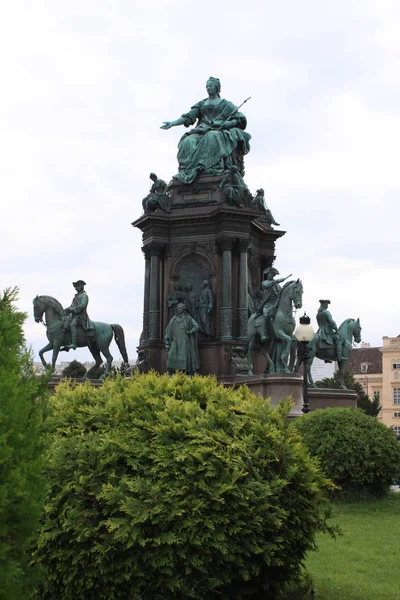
(35, 373, 332, 599)
(292, 408, 400, 497)
(0, 288, 48, 600)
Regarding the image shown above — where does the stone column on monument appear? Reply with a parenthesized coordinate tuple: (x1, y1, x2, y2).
(221, 238, 233, 340)
(141, 246, 151, 342)
(238, 238, 249, 340)
(148, 243, 163, 341)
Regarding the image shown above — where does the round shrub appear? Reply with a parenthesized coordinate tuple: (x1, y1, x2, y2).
(34, 373, 332, 600)
(292, 408, 400, 498)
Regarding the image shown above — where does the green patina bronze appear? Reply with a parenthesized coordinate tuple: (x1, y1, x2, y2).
(252, 189, 280, 226)
(246, 278, 303, 374)
(142, 172, 171, 213)
(63, 280, 94, 350)
(164, 303, 199, 375)
(196, 279, 214, 339)
(219, 166, 249, 207)
(296, 301, 362, 389)
(161, 77, 251, 185)
(256, 267, 292, 342)
(33, 288, 129, 379)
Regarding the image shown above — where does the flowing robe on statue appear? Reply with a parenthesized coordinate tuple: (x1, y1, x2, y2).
(174, 98, 251, 185)
(165, 313, 199, 374)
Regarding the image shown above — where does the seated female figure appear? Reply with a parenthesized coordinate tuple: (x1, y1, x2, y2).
(161, 77, 251, 185)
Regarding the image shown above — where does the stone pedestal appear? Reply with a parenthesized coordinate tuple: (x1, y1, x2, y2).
(218, 375, 358, 417)
(220, 373, 304, 417)
(308, 387, 357, 410)
(133, 175, 285, 377)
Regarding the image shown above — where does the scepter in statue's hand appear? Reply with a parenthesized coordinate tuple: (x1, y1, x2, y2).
(213, 96, 251, 129)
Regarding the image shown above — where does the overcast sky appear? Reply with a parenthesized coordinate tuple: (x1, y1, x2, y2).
(1, 0, 399, 364)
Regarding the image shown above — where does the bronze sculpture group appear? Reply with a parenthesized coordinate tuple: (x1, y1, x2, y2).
(33, 76, 362, 385)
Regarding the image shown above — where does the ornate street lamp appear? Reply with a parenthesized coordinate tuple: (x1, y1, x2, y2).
(295, 313, 315, 414)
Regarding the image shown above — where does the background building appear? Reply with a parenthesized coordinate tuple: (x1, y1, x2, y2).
(348, 337, 400, 436)
(310, 357, 336, 383)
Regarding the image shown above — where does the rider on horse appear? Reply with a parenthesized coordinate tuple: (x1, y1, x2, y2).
(315, 299, 343, 361)
(255, 267, 291, 343)
(63, 280, 94, 350)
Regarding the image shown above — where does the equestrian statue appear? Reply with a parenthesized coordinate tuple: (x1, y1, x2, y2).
(33, 280, 129, 379)
(295, 299, 362, 389)
(246, 272, 303, 375)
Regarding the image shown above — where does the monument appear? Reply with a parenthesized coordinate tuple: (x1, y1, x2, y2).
(132, 77, 287, 380)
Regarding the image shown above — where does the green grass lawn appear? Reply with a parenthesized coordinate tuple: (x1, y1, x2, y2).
(305, 492, 400, 600)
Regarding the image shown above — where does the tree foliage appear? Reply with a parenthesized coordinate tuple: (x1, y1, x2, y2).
(34, 372, 333, 600)
(316, 370, 380, 416)
(0, 287, 48, 600)
(61, 359, 87, 379)
(292, 408, 400, 498)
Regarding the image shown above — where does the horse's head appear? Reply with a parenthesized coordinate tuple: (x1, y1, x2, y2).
(353, 318, 362, 344)
(291, 279, 303, 310)
(339, 317, 362, 346)
(33, 295, 44, 323)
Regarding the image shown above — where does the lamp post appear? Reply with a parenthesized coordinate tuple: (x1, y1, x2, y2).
(294, 313, 315, 414)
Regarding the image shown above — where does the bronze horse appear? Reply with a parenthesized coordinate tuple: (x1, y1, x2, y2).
(246, 279, 303, 374)
(33, 295, 129, 379)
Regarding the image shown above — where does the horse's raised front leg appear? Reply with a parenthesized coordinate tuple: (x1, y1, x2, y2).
(39, 342, 53, 369)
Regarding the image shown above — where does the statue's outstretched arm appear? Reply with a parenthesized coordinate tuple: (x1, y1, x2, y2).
(160, 117, 186, 130)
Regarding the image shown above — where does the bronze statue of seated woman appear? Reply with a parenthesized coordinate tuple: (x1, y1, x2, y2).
(161, 77, 251, 185)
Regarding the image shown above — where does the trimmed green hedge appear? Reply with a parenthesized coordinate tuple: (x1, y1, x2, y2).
(34, 373, 332, 599)
(292, 408, 400, 497)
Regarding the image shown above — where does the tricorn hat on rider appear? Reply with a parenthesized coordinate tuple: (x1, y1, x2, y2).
(319, 299, 330, 305)
(263, 266, 279, 276)
(73, 280, 86, 287)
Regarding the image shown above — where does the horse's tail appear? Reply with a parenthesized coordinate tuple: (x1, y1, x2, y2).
(111, 324, 129, 363)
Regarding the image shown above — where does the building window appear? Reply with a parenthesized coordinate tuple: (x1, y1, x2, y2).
(373, 391, 380, 402)
(394, 413, 400, 418)
(393, 388, 400, 404)
(361, 364, 368, 373)
(393, 360, 400, 369)
(392, 426, 400, 438)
